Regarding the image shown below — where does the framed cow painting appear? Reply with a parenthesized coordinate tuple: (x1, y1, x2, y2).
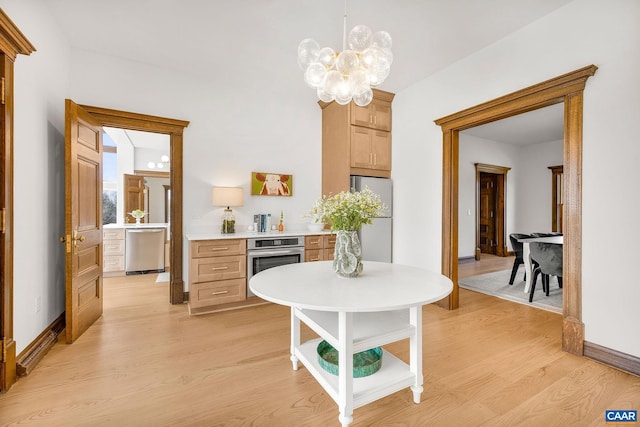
(251, 172, 293, 196)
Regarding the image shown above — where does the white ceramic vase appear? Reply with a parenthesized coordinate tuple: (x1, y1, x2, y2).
(332, 230, 363, 278)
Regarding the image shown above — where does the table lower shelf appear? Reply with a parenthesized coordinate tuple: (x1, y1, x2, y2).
(295, 308, 415, 353)
(296, 338, 417, 410)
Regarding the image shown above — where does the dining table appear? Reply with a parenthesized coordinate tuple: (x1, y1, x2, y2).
(516, 234, 563, 293)
(249, 260, 453, 427)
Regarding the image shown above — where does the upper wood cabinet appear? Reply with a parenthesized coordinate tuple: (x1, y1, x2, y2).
(350, 127, 391, 171)
(351, 99, 392, 131)
(320, 89, 395, 197)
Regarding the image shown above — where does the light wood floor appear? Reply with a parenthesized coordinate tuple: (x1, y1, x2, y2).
(1, 261, 638, 426)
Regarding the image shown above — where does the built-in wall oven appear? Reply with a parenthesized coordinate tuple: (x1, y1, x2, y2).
(247, 235, 305, 297)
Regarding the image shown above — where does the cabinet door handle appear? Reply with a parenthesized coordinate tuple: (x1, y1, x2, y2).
(373, 115, 377, 125)
(210, 266, 229, 271)
(212, 290, 229, 295)
(369, 114, 373, 123)
(207, 247, 228, 251)
(310, 256, 319, 261)
(373, 153, 377, 165)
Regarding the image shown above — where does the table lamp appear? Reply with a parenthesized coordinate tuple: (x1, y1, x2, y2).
(212, 186, 244, 233)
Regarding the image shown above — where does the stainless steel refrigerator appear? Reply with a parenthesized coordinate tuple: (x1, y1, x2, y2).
(350, 176, 392, 262)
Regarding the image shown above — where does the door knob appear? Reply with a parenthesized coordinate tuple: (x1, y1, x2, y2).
(71, 231, 85, 252)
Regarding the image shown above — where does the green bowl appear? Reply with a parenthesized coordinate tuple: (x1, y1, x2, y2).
(316, 340, 382, 378)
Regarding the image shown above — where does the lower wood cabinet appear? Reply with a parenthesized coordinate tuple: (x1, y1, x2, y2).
(103, 228, 125, 276)
(188, 239, 247, 314)
(305, 234, 336, 262)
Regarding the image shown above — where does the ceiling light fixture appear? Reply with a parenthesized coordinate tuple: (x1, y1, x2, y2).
(297, 0, 392, 106)
(147, 154, 170, 170)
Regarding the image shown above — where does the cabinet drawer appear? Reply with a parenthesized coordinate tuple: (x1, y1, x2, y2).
(305, 235, 324, 250)
(323, 234, 336, 248)
(191, 255, 246, 283)
(103, 228, 125, 240)
(103, 239, 125, 255)
(305, 249, 323, 263)
(323, 248, 335, 261)
(190, 279, 246, 307)
(103, 255, 124, 272)
(191, 239, 246, 258)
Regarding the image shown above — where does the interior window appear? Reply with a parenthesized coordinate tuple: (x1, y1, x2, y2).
(103, 133, 118, 225)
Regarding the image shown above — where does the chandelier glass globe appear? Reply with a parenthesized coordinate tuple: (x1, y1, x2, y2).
(298, 20, 392, 107)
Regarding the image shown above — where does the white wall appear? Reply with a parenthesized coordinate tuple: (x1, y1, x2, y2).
(66, 48, 323, 235)
(0, 0, 70, 353)
(66, 48, 323, 286)
(393, 0, 640, 357)
(458, 135, 563, 258)
(516, 140, 564, 234)
(458, 135, 520, 257)
(145, 176, 169, 224)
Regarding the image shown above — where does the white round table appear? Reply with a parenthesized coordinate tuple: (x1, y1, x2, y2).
(250, 261, 453, 427)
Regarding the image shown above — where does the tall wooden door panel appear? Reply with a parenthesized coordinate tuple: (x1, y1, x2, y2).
(64, 99, 103, 344)
(479, 173, 497, 255)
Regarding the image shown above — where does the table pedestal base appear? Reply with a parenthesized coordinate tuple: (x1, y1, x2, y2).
(290, 307, 424, 426)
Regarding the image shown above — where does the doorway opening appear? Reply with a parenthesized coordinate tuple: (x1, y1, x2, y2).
(435, 65, 597, 355)
(80, 104, 189, 304)
(474, 163, 509, 259)
(102, 128, 171, 279)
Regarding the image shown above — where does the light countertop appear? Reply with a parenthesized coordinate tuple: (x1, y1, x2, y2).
(186, 229, 333, 241)
(104, 223, 169, 229)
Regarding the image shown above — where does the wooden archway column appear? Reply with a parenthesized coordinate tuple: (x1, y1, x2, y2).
(0, 8, 36, 392)
(79, 105, 189, 304)
(435, 65, 597, 355)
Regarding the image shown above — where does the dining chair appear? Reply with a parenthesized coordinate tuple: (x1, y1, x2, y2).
(508, 233, 532, 285)
(530, 233, 559, 285)
(528, 242, 563, 302)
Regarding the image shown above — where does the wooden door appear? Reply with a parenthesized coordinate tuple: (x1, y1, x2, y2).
(64, 100, 104, 344)
(123, 174, 145, 223)
(479, 172, 497, 254)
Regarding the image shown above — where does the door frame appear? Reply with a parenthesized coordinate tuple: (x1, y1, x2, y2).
(0, 9, 35, 392)
(435, 65, 597, 355)
(475, 163, 509, 259)
(80, 105, 189, 304)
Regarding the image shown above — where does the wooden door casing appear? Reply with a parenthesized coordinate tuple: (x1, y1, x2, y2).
(78, 104, 189, 304)
(549, 165, 563, 232)
(474, 163, 509, 260)
(479, 173, 497, 255)
(65, 100, 103, 344)
(436, 65, 597, 356)
(0, 8, 36, 393)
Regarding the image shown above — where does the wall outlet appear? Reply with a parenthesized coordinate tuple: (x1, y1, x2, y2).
(35, 296, 41, 313)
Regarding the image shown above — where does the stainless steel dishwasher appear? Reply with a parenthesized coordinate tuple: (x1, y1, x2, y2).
(125, 228, 165, 274)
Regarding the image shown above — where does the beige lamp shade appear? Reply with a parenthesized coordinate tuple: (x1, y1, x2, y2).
(212, 187, 244, 208)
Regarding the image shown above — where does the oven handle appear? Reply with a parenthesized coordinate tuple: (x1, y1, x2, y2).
(247, 248, 304, 257)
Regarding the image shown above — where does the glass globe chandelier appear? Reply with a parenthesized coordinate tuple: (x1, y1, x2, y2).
(147, 154, 170, 169)
(297, 1, 392, 106)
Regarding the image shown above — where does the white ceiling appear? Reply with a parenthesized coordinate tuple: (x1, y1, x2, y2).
(461, 103, 564, 145)
(47, 0, 572, 144)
